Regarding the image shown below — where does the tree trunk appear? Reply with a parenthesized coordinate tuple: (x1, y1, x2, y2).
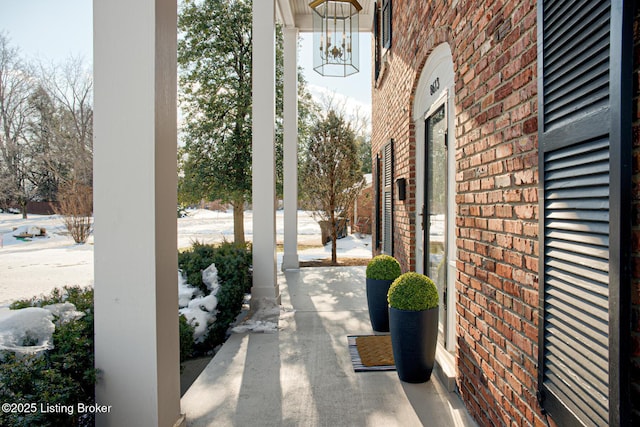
(330, 212, 338, 265)
(232, 199, 245, 245)
(21, 200, 28, 219)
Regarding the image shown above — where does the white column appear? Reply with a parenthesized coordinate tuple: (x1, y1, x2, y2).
(252, 0, 279, 303)
(281, 26, 299, 271)
(93, 1, 183, 426)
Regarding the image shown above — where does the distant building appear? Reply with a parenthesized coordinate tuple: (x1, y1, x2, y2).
(352, 173, 373, 235)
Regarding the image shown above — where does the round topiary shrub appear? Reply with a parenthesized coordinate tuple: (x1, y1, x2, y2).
(388, 272, 438, 311)
(366, 254, 402, 281)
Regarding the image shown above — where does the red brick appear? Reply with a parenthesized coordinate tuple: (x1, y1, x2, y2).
(523, 116, 538, 134)
(371, 0, 548, 424)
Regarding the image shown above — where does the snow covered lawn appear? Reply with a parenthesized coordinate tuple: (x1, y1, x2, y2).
(0, 209, 372, 307)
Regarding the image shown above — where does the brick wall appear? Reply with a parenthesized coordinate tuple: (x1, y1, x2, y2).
(372, 47, 415, 269)
(631, 5, 640, 425)
(372, 0, 544, 425)
(352, 183, 373, 235)
(454, 2, 539, 425)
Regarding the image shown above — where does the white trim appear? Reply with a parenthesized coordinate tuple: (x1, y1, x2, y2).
(93, 0, 181, 424)
(413, 42, 456, 352)
(251, 0, 279, 303)
(276, 0, 295, 28)
(282, 26, 299, 271)
(424, 89, 448, 121)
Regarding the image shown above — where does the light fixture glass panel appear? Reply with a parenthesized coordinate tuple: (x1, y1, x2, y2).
(311, 0, 361, 77)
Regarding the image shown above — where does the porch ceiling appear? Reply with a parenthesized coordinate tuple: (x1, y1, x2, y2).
(277, 0, 375, 32)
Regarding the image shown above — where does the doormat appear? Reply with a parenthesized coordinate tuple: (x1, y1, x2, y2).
(348, 335, 395, 372)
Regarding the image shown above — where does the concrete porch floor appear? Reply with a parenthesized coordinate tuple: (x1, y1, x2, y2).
(181, 266, 477, 426)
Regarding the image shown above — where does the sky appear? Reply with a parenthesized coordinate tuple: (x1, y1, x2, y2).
(299, 32, 372, 124)
(0, 0, 93, 63)
(0, 0, 371, 124)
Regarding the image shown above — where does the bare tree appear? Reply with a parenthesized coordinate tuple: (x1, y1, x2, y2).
(36, 57, 93, 187)
(301, 109, 365, 264)
(0, 33, 37, 217)
(55, 180, 93, 244)
(0, 35, 93, 221)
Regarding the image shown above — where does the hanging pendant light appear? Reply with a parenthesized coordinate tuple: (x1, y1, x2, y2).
(309, 0, 362, 77)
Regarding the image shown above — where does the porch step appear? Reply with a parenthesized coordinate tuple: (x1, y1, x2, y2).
(435, 342, 457, 392)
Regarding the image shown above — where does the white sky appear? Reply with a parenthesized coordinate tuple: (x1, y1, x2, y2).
(0, 0, 371, 113)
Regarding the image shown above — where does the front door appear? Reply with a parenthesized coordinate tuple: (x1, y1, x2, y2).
(425, 103, 447, 343)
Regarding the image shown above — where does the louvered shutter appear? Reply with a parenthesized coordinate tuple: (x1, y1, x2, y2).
(374, 5, 381, 81)
(537, 1, 632, 425)
(381, 0, 392, 49)
(374, 154, 381, 250)
(382, 140, 393, 255)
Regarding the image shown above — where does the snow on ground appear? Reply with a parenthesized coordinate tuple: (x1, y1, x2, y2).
(0, 214, 94, 308)
(0, 209, 372, 308)
(178, 209, 330, 248)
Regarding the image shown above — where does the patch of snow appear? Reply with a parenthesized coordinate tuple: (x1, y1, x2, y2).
(0, 307, 55, 353)
(231, 320, 278, 334)
(202, 264, 220, 294)
(188, 294, 218, 313)
(180, 305, 214, 343)
(0, 301, 86, 354)
(178, 264, 220, 343)
(289, 233, 372, 264)
(178, 272, 201, 308)
(231, 297, 280, 334)
(12, 225, 45, 237)
(43, 302, 85, 324)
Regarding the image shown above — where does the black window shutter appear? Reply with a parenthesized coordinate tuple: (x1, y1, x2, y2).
(374, 153, 381, 250)
(381, 0, 392, 50)
(537, 0, 633, 425)
(374, 4, 381, 81)
(382, 140, 393, 255)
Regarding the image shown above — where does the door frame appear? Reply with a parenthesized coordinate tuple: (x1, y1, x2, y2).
(413, 43, 456, 352)
(424, 97, 449, 344)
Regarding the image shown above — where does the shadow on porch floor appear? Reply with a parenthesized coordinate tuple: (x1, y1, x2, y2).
(181, 266, 476, 426)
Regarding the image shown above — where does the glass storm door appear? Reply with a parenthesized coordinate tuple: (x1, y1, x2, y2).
(425, 104, 447, 341)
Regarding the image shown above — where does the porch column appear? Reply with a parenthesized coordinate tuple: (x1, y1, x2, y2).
(93, 0, 183, 426)
(281, 26, 299, 271)
(252, 0, 280, 303)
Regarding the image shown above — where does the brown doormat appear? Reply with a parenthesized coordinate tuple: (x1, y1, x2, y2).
(348, 335, 395, 372)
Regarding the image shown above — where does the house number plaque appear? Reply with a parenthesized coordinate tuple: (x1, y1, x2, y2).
(430, 77, 440, 95)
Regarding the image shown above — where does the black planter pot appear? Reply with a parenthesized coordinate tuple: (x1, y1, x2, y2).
(389, 306, 439, 383)
(366, 278, 393, 332)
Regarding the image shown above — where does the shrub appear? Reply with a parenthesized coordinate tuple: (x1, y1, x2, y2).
(179, 314, 195, 363)
(387, 272, 438, 311)
(210, 241, 253, 294)
(178, 241, 252, 354)
(10, 286, 93, 312)
(178, 242, 216, 294)
(0, 287, 97, 427)
(366, 254, 401, 280)
(54, 181, 93, 244)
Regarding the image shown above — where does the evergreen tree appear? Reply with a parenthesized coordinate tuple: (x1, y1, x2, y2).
(178, 0, 253, 243)
(301, 110, 365, 264)
(178, 0, 318, 244)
